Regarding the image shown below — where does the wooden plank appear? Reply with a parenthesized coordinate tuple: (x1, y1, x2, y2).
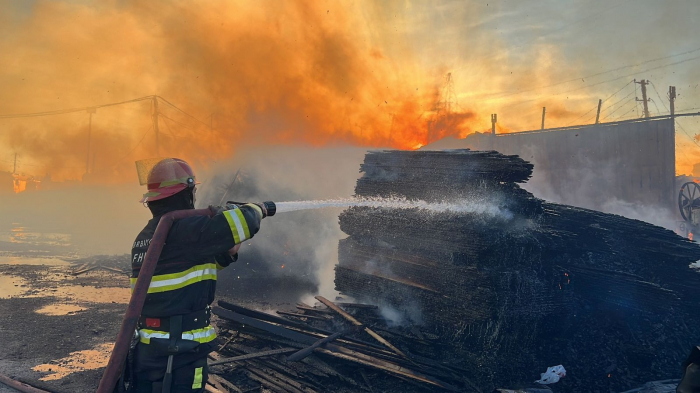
(209, 374, 244, 393)
(218, 330, 239, 352)
(315, 296, 411, 361)
(276, 311, 330, 321)
(246, 365, 314, 393)
(314, 347, 460, 391)
(205, 384, 226, 393)
(218, 301, 334, 335)
(209, 348, 298, 366)
(287, 330, 349, 362)
(336, 302, 379, 310)
(295, 305, 331, 314)
(245, 370, 292, 393)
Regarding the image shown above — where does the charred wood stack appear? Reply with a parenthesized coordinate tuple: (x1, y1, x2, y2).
(210, 298, 475, 392)
(335, 149, 700, 392)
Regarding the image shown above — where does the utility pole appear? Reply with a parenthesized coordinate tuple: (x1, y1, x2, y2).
(491, 114, 497, 135)
(152, 96, 160, 156)
(85, 107, 96, 175)
(635, 79, 650, 118)
(541, 107, 546, 130)
(669, 86, 676, 117)
(595, 99, 602, 124)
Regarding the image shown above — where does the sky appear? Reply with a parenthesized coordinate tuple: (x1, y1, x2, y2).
(1, 0, 699, 180)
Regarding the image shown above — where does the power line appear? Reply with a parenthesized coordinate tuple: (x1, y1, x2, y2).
(649, 99, 663, 117)
(159, 112, 205, 135)
(0, 96, 153, 119)
(0, 95, 207, 129)
(602, 80, 634, 103)
(161, 114, 179, 141)
(156, 96, 210, 128)
(646, 82, 700, 150)
(675, 120, 700, 149)
(566, 102, 599, 126)
(602, 90, 636, 119)
(613, 105, 639, 121)
(504, 54, 700, 110)
(648, 81, 670, 113)
(566, 81, 633, 126)
(486, 45, 700, 100)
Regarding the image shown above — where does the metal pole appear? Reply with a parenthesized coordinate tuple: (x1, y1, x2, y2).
(595, 99, 602, 124)
(96, 207, 215, 393)
(641, 80, 650, 118)
(153, 96, 160, 156)
(491, 114, 497, 135)
(669, 86, 676, 117)
(13, 153, 16, 174)
(541, 107, 546, 130)
(635, 79, 650, 118)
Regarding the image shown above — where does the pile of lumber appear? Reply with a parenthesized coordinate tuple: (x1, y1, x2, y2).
(335, 149, 700, 392)
(209, 298, 476, 392)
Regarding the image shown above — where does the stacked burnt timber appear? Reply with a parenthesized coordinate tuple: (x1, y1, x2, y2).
(335, 149, 700, 392)
(209, 299, 472, 392)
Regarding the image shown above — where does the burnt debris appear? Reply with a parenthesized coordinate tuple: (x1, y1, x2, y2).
(210, 298, 472, 392)
(335, 149, 700, 392)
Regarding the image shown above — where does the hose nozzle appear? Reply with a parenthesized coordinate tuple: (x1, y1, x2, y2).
(226, 200, 276, 218)
(261, 201, 276, 218)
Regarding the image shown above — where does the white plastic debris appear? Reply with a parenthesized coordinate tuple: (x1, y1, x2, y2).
(535, 364, 566, 384)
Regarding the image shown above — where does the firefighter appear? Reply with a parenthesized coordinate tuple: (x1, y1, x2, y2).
(130, 158, 266, 393)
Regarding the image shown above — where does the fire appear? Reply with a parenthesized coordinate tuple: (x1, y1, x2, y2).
(2, 1, 696, 180)
(690, 232, 694, 241)
(281, 264, 285, 269)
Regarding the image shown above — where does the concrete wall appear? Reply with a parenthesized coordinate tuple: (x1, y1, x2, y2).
(460, 118, 676, 211)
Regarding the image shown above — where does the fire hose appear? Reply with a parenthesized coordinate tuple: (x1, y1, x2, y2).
(97, 202, 276, 393)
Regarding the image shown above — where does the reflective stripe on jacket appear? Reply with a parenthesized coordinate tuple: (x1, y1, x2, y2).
(130, 204, 262, 345)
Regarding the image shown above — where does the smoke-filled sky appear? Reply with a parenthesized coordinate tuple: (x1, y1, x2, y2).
(1, 0, 700, 180)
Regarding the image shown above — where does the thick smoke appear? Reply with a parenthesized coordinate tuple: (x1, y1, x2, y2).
(0, 1, 479, 181)
(520, 147, 679, 229)
(10, 1, 697, 180)
(196, 147, 368, 301)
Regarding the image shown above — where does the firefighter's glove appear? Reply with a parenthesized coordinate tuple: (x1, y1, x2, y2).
(209, 205, 226, 216)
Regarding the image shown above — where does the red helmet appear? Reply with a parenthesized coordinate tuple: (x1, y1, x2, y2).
(136, 158, 199, 203)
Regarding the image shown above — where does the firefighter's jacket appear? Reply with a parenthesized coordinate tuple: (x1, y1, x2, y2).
(130, 204, 263, 349)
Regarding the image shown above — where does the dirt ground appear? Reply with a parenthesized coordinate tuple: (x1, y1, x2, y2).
(0, 247, 305, 393)
(0, 253, 129, 392)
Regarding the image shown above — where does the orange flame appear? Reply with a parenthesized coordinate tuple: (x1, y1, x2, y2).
(4, 1, 695, 180)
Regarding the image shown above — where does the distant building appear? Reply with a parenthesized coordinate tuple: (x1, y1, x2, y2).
(426, 118, 676, 212)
